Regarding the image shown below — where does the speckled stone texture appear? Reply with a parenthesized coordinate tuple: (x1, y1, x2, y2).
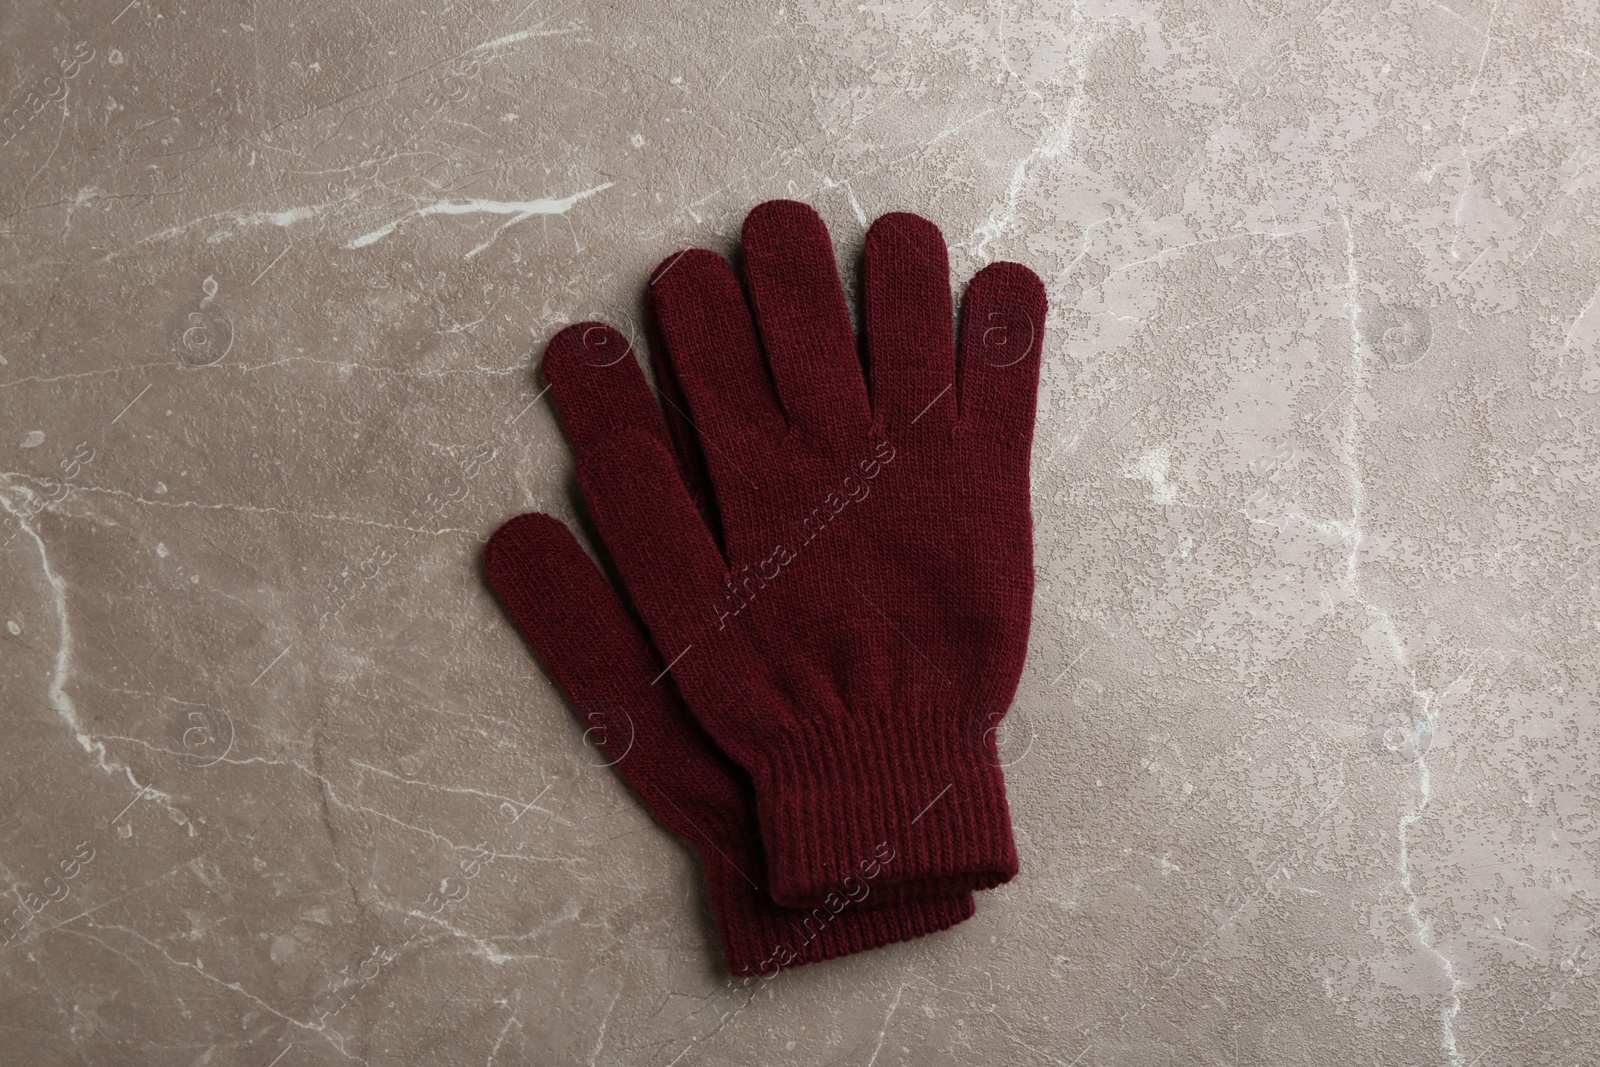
(2, 1, 1597, 1064)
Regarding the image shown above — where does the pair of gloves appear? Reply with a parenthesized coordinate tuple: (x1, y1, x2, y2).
(484, 199, 1046, 976)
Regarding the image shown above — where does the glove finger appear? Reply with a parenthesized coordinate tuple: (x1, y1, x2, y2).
(642, 298, 723, 544)
(740, 199, 873, 441)
(540, 319, 731, 597)
(648, 248, 786, 499)
(956, 262, 1047, 446)
(864, 211, 956, 434)
(483, 512, 743, 851)
(540, 322, 675, 459)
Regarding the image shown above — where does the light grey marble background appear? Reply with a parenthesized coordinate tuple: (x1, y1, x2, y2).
(2, 0, 1597, 1063)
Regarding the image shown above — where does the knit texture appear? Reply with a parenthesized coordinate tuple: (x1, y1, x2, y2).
(484, 514, 975, 975)
(537, 200, 1047, 907)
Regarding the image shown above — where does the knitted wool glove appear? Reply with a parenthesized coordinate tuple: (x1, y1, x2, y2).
(485, 514, 974, 975)
(537, 199, 1046, 908)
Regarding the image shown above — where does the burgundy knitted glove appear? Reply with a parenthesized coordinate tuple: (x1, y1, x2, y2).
(541, 200, 1046, 907)
(485, 515, 974, 975)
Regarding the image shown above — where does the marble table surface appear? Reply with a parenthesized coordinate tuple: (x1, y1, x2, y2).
(2, 1, 1597, 1063)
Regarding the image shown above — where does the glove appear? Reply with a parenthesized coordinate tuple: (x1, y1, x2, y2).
(536, 199, 1046, 907)
(485, 514, 974, 975)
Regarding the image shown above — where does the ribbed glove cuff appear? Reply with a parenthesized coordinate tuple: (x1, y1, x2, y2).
(750, 713, 1019, 908)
